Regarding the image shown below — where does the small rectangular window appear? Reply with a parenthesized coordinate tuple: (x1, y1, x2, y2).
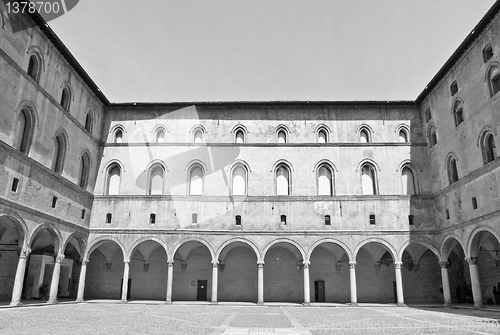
(369, 214, 376, 225)
(81, 209, 86, 220)
(192, 213, 197, 224)
(11, 178, 19, 192)
(280, 215, 287, 225)
(445, 209, 450, 220)
(106, 213, 112, 223)
(472, 197, 478, 210)
(51, 196, 57, 208)
(408, 215, 414, 226)
(325, 215, 331, 225)
(450, 81, 458, 96)
(235, 215, 241, 226)
(150, 213, 156, 224)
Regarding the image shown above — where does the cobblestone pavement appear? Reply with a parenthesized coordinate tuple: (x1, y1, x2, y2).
(0, 303, 499, 335)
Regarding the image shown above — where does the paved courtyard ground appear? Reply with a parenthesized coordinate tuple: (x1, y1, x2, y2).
(0, 302, 500, 335)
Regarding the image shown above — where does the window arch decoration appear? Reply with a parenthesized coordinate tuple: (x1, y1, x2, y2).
(59, 82, 73, 111)
(445, 153, 459, 185)
(51, 129, 69, 175)
(231, 124, 248, 144)
(228, 160, 251, 196)
(477, 127, 497, 165)
(485, 62, 500, 97)
(152, 124, 168, 143)
(271, 159, 294, 196)
(315, 124, 332, 144)
(395, 124, 410, 143)
(84, 110, 93, 133)
(145, 160, 168, 195)
(356, 124, 374, 143)
(313, 159, 337, 196)
(427, 124, 438, 147)
(110, 124, 126, 143)
(78, 150, 92, 189)
(104, 160, 124, 196)
(13, 101, 38, 155)
(187, 161, 206, 195)
(355, 158, 380, 195)
(26, 46, 45, 82)
(190, 124, 207, 143)
(451, 99, 465, 127)
(275, 124, 291, 144)
(396, 160, 421, 195)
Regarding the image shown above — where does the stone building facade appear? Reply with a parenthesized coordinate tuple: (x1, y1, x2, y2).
(1, 3, 500, 307)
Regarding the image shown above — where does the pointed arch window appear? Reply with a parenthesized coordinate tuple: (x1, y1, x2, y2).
(84, 112, 93, 133)
(107, 164, 121, 195)
(235, 129, 245, 143)
(481, 132, 496, 164)
(317, 165, 333, 196)
(27, 54, 40, 82)
(401, 166, 416, 195)
(398, 129, 409, 143)
(428, 125, 437, 147)
(194, 129, 203, 143)
(51, 134, 66, 174)
(114, 128, 123, 143)
(425, 108, 432, 122)
(60, 87, 71, 111)
(453, 100, 464, 127)
(450, 81, 458, 96)
(156, 128, 165, 143)
(232, 166, 247, 195)
(79, 153, 91, 189)
(361, 163, 377, 195)
(317, 128, 328, 143)
(148, 165, 164, 195)
(15, 108, 34, 154)
(488, 66, 500, 97)
(277, 127, 288, 143)
(359, 128, 371, 143)
(276, 164, 290, 195)
(189, 166, 203, 195)
(447, 155, 459, 185)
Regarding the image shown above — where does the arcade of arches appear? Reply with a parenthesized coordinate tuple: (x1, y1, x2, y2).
(2, 214, 500, 307)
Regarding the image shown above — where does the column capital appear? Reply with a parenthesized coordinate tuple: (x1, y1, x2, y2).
(55, 254, 65, 263)
(257, 261, 265, 268)
(466, 257, 478, 265)
(394, 261, 403, 269)
(212, 260, 219, 268)
(167, 261, 174, 267)
(302, 261, 310, 268)
(349, 261, 356, 269)
(438, 260, 449, 269)
(123, 260, 130, 265)
(20, 248, 31, 258)
(81, 259, 89, 266)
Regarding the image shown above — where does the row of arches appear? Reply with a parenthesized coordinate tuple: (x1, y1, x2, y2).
(103, 159, 420, 196)
(111, 123, 412, 144)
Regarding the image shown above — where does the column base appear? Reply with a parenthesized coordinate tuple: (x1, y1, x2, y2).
(47, 300, 59, 305)
(165, 300, 172, 305)
(303, 302, 311, 306)
(75, 299, 84, 303)
(397, 302, 406, 307)
(120, 299, 128, 303)
(9, 301, 23, 307)
(443, 303, 451, 307)
(350, 302, 359, 307)
(211, 301, 218, 305)
(474, 304, 483, 309)
(257, 301, 264, 306)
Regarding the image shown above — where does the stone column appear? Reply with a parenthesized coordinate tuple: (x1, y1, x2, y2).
(394, 261, 405, 306)
(121, 260, 130, 302)
(10, 248, 30, 306)
(211, 260, 219, 304)
(439, 260, 452, 305)
(467, 257, 482, 308)
(48, 254, 65, 304)
(257, 261, 264, 305)
(349, 261, 358, 306)
(166, 261, 174, 304)
(76, 260, 88, 302)
(303, 261, 311, 305)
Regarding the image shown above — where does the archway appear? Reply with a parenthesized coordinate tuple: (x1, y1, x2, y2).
(60, 234, 86, 300)
(217, 241, 258, 302)
(442, 237, 471, 304)
(128, 239, 168, 301)
(355, 241, 397, 303)
(172, 240, 213, 301)
(84, 239, 125, 300)
(400, 242, 442, 304)
(469, 229, 500, 306)
(0, 215, 26, 302)
(309, 242, 350, 303)
(263, 242, 304, 302)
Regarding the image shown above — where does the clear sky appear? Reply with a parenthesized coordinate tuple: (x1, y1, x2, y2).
(49, 0, 496, 103)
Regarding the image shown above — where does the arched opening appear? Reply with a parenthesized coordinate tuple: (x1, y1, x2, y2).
(189, 166, 203, 195)
(0, 215, 25, 303)
(128, 240, 168, 301)
(317, 165, 333, 196)
(106, 164, 121, 195)
(84, 113, 93, 133)
(193, 129, 203, 143)
(85, 240, 125, 300)
(401, 166, 416, 195)
(453, 100, 464, 127)
(148, 165, 164, 195)
(61, 235, 85, 300)
(276, 164, 290, 196)
(361, 163, 377, 195)
(400, 243, 442, 304)
(355, 242, 396, 303)
(114, 129, 123, 143)
(442, 238, 472, 304)
(317, 129, 327, 143)
(309, 242, 350, 303)
(217, 242, 258, 302)
(447, 156, 459, 185)
(78, 153, 91, 189)
(25, 227, 60, 302)
(398, 129, 408, 143)
(60, 87, 71, 111)
(264, 242, 304, 302)
(15, 108, 33, 154)
(277, 128, 287, 143)
(27, 54, 40, 82)
(156, 129, 165, 143)
(482, 132, 496, 164)
(172, 241, 212, 301)
(51, 135, 66, 174)
(469, 230, 500, 306)
(232, 166, 246, 196)
(359, 128, 370, 143)
(488, 66, 500, 96)
(235, 129, 245, 143)
(428, 125, 437, 147)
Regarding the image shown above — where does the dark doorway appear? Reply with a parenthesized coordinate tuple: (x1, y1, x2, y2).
(120, 278, 131, 300)
(197, 280, 208, 301)
(314, 280, 325, 302)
